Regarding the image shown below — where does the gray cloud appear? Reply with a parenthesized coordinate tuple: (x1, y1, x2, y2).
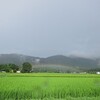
(0, 0, 100, 57)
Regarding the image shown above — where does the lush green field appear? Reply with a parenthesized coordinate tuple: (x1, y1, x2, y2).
(0, 73, 100, 100)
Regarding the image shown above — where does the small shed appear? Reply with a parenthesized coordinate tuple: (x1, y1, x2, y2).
(16, 71, 21, 73)
(96, 72, 100, 74)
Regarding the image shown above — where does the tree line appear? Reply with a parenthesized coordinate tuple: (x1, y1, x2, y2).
(0, 62, 99, 73)
(0, 62, 32, 73)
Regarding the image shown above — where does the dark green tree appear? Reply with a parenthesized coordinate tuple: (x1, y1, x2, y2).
(21, 62, 32, 73)
(8, 64, 19, 73)
(0, 64, 19, 73)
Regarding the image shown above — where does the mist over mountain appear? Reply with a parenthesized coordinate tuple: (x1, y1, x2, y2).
(40, 55, 98, 69)
(0, 54, 99, 71)
(0, 54, 39, 65)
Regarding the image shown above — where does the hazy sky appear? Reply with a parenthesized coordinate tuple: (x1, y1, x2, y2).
(0, 0, 100, 57)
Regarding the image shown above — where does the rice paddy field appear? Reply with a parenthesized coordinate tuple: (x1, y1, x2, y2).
(0, 73, 100, 100)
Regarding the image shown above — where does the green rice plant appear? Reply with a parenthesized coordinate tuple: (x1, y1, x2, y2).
(0, 73, 100, 99)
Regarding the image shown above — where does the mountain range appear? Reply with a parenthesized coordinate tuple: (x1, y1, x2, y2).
(0, 54, 100, 72)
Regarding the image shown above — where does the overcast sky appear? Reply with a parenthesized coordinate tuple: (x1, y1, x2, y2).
(0, 0, 100, 57)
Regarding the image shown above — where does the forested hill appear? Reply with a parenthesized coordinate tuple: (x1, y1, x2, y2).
(0, 54, 99, 69)
(40, 55, 98, 69)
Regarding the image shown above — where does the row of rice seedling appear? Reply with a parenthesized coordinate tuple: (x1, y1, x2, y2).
(1, 73, 100, 78)
(0, 73, 100, 99)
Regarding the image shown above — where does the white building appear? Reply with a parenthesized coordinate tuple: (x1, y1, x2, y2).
(96, 72, 100, 74)
(16, 71, 21, 73)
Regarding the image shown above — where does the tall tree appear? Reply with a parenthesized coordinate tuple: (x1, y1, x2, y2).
(21, 62, 32, 73)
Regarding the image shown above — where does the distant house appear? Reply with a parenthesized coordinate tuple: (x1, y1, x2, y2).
(96, 72, 100, 74)
(16, 71, 21, 73)
(1, 71, 6, 73)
